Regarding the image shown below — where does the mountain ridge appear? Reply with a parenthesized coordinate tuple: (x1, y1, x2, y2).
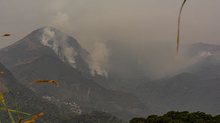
(0, 27, 149, 120)
(135, 42, 220, 115)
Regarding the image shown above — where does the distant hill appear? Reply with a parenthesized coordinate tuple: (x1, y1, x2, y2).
(135, 43, 220, 114)
(0, 27, 149, 120)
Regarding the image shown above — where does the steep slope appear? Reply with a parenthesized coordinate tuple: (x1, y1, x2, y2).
(0, 62, 68, 123)
(0, 63, 125, 123)
(0, 27, 90, 74)
(0, 27, 148, 120)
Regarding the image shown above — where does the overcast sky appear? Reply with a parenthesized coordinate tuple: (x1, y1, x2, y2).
(0, 0, 220, 78)
(0, 0, 220, 49)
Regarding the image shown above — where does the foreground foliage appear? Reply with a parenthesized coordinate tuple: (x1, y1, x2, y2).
(130, 111, 220, 123)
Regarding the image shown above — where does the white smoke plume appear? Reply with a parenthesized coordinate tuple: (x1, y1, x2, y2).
(41, 27, 55, 47)
(1, 0, 220, 79)
(41, 26, 109, 76)
(41, 27, 77, 68)
(42, 0, 218, 78)
(198, 51, 213, 58)
(51, 12, 70, 28)
(89, 42, 108, 76)
(45, 0, 110, 76)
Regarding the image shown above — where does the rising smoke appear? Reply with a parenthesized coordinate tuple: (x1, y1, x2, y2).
(89, 42, 109, 76)
(41, 27, 78, 68)
(1, 0, 219, 79)
(43, 0, 211, 78)
(41, 27, 108, 76)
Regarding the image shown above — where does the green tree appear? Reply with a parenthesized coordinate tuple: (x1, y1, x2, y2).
(130, 117, 146, 123)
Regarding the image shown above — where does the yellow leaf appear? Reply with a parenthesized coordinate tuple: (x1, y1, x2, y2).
(0, 93, 4, 102)
(23, 112, 44, 123)
(34, 80, 60, 87)
(176, 0, 187, 54)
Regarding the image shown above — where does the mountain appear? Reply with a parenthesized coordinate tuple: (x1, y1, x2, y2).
(184, 43, 220, 74)
(0, 27, 148, 120)
(0, 62, 69, 123)
(135, 43, 220, 115)
(0, 27, 90, 74)
(137, 72, 220, 114)
(0, 62, 125, 123)
(185, 42, 220, 57)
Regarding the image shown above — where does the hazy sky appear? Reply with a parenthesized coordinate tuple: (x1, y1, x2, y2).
(0, 0, 220, 78)
(0, 0, 220, 49)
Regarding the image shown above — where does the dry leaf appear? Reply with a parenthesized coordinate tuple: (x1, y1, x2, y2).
(23, 112, 44, 123)
(177, 0, 187, 54)
(2, 34, 11, 37)
(34, 80, 59, 87)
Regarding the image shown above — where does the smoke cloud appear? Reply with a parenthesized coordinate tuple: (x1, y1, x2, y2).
(41, 27, 55, 46)
(1, 0, 220, 78)
(41, 27, 77, 68)
(89, 42, 109, 76)
(51, 12, 70, 28)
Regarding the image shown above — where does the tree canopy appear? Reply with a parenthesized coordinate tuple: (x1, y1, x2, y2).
(130, 111, 220, 123)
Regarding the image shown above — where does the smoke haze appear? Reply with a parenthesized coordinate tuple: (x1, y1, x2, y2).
(0, 0, 220, 78)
